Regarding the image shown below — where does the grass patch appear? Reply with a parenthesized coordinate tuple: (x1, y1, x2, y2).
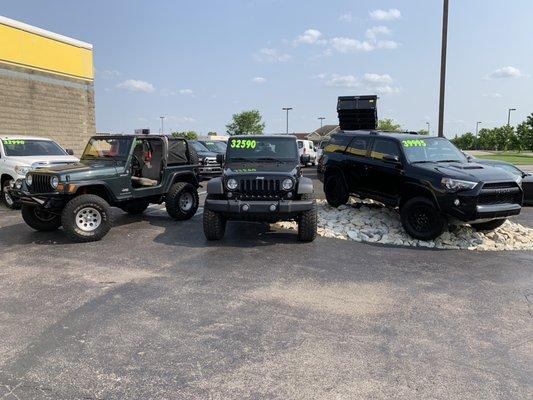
(476, 153, 533, 165)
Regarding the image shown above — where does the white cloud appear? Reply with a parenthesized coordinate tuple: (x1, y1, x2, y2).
(375, 85, 401, 95)
(97, 69, 121, 79)
(324, 74, 360, 88)
(179, 88, 194, 95)
(364, 73, 393, 84)
(376, 40, 400, 49)
(165, 116, 196, 124)
(116, 79, 155, 93)
(487, 66, 523, 79)
(370, 8, 402, 21)
(365, 26, 391, 39)
(251, 76, 267, 83)
(330, 37, 374, 53)
(483, 92, 503, 98)
(338, 13, 353, 22)
(294, 29, 323, 45)
(255, 48, 291, 62)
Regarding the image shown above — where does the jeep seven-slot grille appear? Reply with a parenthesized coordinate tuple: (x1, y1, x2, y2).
(478, 182, 521, 205)
(238, 178, 282, 199)
(30, 174, 55, 194)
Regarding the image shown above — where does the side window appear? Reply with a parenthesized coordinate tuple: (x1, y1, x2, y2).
(297, 141, 303, 149)
(371, 139, 401, 160)
(345, 137, 370, 158)
(324, 134, 351, 154)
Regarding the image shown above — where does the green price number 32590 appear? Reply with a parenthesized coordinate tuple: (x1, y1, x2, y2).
(230, 139, 257, 149)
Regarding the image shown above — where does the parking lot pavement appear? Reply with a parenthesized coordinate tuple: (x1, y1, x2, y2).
(0, 173, 532, 399)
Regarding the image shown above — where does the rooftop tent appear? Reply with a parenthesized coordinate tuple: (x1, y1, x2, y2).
(337, 95, 378, 131)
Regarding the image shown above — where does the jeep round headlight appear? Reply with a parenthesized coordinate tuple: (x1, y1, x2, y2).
(50, 176, 59, 189)
(26, 174, 33, 186)
(282, 178, 294, 190)
(226, 178, 238, 190)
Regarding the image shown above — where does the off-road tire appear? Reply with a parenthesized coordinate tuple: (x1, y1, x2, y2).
(21, 205, 61, 231)
(2, 180, 20, 210)
(324, 173, 349, 207)
(166, 182, 199, 220)
(297, 193, 317, 242)
(471, 219, 506, 231)
(400, 197, 446, 240)
(62, 195, 112, 243)
(203, 208, 226, 240)
(121, 201, 150, 215)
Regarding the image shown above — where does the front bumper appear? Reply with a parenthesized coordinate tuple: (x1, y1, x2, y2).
(199, 166, 222, 179)
(205, 198, 315, 215)
(8, 186, 65, 210)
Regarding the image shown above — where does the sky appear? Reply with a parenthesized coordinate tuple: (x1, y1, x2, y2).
(2, 0, 533, 137)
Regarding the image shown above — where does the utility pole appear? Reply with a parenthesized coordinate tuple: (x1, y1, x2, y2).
(282, 107, 293, 134)
(437, 0, 449, 137)
(507, 108, 516, 126)
(318, 117, 325, 128)
(160, 116, 165, 135)
(475, 121, 482, 138)
(426, 121, 430, 135)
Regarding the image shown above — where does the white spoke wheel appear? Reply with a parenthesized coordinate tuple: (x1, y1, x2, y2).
(75, 207, 102, 232)
(179, 192, 194, 211)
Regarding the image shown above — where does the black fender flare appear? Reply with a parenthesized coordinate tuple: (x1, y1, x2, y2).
(400, 182, 441, 210)
(297, 177, 314, 194)
(323, 165, 348, 188)
(73, 181, 118, 203)
(206, 177, 224, 194)
(168, 170, 199, 189)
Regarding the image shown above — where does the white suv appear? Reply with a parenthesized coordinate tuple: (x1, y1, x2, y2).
(1, 136, 78, 208)
(297, 139, 317, 166)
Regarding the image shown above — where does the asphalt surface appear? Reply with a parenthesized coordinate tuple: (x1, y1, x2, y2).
(0, 169, 532, 399)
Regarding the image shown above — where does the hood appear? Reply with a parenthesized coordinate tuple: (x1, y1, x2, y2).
(30, 159, 121, 180)
(8, 155, 79, 167)
(196, 150, 218, 158)
(225, 161, 298, 176)
(416, 161, 516, 182)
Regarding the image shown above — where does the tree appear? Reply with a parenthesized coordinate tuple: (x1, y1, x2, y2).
(451, 132, 476, 150)
(516, 118, 533, 151)
(377, 118, 402, 132)
(207, 131, 218, 136)
(226, 110, 265, 135)
(171, 131, 198, 140)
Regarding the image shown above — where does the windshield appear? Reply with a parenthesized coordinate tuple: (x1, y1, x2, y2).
(201, 141, 226, 152)
(191, 141, 210, 152)
(81, 137, 133, 160)
(2, 139, 67, 156)
(226, 137, 298, 162)
(401, 137, 467, 163)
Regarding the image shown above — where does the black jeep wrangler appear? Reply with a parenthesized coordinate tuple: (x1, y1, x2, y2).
(318, 131, 523, 240)
(10, 135, 200, 242)
(203, 135, 317, 242)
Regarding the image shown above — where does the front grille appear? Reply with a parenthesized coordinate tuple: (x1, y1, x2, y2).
(30, 174, 54, 194)
(238, 178, 283, 200)
(478, 182, 521, 205)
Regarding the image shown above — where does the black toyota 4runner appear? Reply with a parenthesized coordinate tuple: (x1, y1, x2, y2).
(203, 135, 317, 241)
(318, 131, 523, 240)
(10, 135, 200, 242)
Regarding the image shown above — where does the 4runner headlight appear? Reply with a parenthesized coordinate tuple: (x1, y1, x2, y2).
(226, 178, 238, 190)
(50, 176, 59, 189)
(282, 178, 294, 190)
(441, 177, 477, 191)
(15, 165, 30, 176)
(26, 174, 33, 186)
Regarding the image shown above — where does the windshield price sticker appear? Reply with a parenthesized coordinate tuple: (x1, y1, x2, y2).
(3, 139, 25, 145)
(402, 139, 427, 148)
(230, 139, 257, 149)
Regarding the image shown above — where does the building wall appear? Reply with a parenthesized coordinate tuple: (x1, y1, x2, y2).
(0, 16, 95, 155)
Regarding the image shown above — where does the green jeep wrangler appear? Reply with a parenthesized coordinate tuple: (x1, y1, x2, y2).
(10, 135, 201, 242)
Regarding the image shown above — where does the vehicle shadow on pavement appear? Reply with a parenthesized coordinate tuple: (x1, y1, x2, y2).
(0, 221, 72, 246)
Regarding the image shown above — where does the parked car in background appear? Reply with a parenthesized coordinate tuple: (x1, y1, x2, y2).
(199, 140, 227, 155)
(316, 139, 330, 161)
(189, 140, 222, 179)
(1, 135, 78, 209)
(297, 139, 317, 166)
(476, 159, 533, 205)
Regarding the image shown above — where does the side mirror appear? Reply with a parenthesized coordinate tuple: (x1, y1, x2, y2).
(300, 154, 311, 164)
(216, 153, 225, 164)
(65, 149, 74, 156)
(383, 154, 400, 163)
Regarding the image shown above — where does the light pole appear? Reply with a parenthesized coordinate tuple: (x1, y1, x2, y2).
(426, 121, 430, 135)
(160, 116, 165, 134)
(507, 108, 516, 126)
(318, 117, 325, 128)
(437, 0, 449, 137)
(475, 121, 482, 138)
(282, 107, 293, 134)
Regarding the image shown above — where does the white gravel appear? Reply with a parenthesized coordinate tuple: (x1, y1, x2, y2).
(277, 199, 533, 251)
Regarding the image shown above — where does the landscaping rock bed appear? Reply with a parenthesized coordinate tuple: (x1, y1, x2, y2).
(277, 199, 533, 251)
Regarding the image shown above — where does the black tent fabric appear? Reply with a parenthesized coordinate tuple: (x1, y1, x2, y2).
(167, 139, 188, 165)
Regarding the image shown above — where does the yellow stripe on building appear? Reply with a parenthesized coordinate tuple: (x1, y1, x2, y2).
(0, 17, 93, 81)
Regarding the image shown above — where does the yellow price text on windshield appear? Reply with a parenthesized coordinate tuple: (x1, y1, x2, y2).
(402, 139, 427, 148)
(230, 139, 257, 149)
(3, 140, 26, 145)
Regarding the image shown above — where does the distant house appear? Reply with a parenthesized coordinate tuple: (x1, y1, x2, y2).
(307, 125, 340, 144)
(293, 133, 312, 140)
